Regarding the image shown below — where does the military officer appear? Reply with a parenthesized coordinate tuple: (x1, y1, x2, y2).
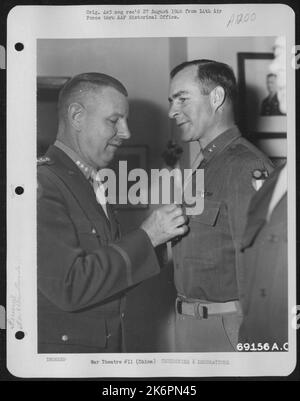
(168, 59, 273, 352)
(37, 72, 187, 353)
(238, 164, 287, 349)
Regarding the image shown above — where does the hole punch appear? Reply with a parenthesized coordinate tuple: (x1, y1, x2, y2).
(15, 186, 24, 195)
(15, 43, 24, 51)
(15, 331, 25, 340)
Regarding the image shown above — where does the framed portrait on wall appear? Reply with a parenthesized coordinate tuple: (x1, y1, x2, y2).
(237, 52, 286, 139)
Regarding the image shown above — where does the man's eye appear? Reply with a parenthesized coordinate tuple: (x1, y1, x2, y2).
(109, 119, 118, 124)
(179, 97, 187, 103)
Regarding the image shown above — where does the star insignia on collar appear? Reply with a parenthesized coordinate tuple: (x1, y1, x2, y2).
(37, 156, 53, 166)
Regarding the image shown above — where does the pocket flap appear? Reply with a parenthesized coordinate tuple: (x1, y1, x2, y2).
(190, 199, 221, 226)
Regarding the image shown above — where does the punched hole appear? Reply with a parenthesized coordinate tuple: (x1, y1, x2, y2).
(15, 331, 25, 340)
(15, 186, 24, 195)
(15, 43, 24, 51)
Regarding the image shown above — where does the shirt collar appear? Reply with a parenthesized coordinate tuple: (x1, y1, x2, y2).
(54, 140, 97, 180)
(201, 125, 241, 164)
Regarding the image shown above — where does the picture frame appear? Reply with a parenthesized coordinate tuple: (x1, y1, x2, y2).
(237, 52, 286, 139)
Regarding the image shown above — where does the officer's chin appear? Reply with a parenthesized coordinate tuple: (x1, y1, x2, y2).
(181, 132, 193, 143)
(100, 150, 117, 167)
(95, 155, 111, 169)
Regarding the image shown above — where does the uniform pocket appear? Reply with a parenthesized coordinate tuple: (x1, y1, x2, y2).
(190, 199, 221, 226)
(182, 257, 220, 300)
(77, 231, 107, 253)
(74, 218, 109, 251)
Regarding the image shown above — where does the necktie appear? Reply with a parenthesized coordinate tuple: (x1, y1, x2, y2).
(90, 170, 109, 218)
(166, 150, 204, 262)
(184, 149, 204, 190)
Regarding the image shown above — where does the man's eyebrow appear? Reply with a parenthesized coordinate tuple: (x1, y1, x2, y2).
(168, 90, 189, 102)
(108, 112, 124, 118)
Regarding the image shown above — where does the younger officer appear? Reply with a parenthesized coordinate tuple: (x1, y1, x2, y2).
(168, 60, 273, 352)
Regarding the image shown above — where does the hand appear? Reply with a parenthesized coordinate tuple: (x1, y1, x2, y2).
(140, 204, 188, 247)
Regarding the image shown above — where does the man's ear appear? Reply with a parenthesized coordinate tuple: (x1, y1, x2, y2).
(68, 102, 85, 131)
(210, 86, 226, 112)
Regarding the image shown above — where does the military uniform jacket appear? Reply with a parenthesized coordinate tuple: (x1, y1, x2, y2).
(261, 93, 285, 116)
(239, 166, 287, 347)
(37, 145, 160, 352)
(172, 126, 273, 302)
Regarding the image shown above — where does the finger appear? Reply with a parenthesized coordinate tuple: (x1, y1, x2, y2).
(175, 214, 189, 225)
(170, 207, 184, 218)
(172, 224, 189, 237)
(169, 203, 182, 212)
(161, 203, 178, 212)
(173, 215, 186, 227)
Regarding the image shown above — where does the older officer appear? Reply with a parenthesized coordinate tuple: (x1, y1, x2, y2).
(37, 72, 187, 353)
(168, 60, 273, 352)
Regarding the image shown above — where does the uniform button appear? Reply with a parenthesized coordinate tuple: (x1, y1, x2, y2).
(252, 169, 263, 179)
(121, 313, 125, 319)
(61, 335, 69, 342)
(91, 228, 97, 234)
(107, 333, 112, 339)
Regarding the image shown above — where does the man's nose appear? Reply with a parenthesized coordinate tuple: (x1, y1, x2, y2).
(117, 122, 131, 139)
(168, 102, 179, 119)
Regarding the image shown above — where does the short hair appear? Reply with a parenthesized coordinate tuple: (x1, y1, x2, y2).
(57, 72, 128, 120)
(170, 59, 237, 103)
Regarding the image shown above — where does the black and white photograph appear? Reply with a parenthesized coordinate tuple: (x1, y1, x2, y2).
(5, 3, 296, 378)
(238, 51, 287, 138)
